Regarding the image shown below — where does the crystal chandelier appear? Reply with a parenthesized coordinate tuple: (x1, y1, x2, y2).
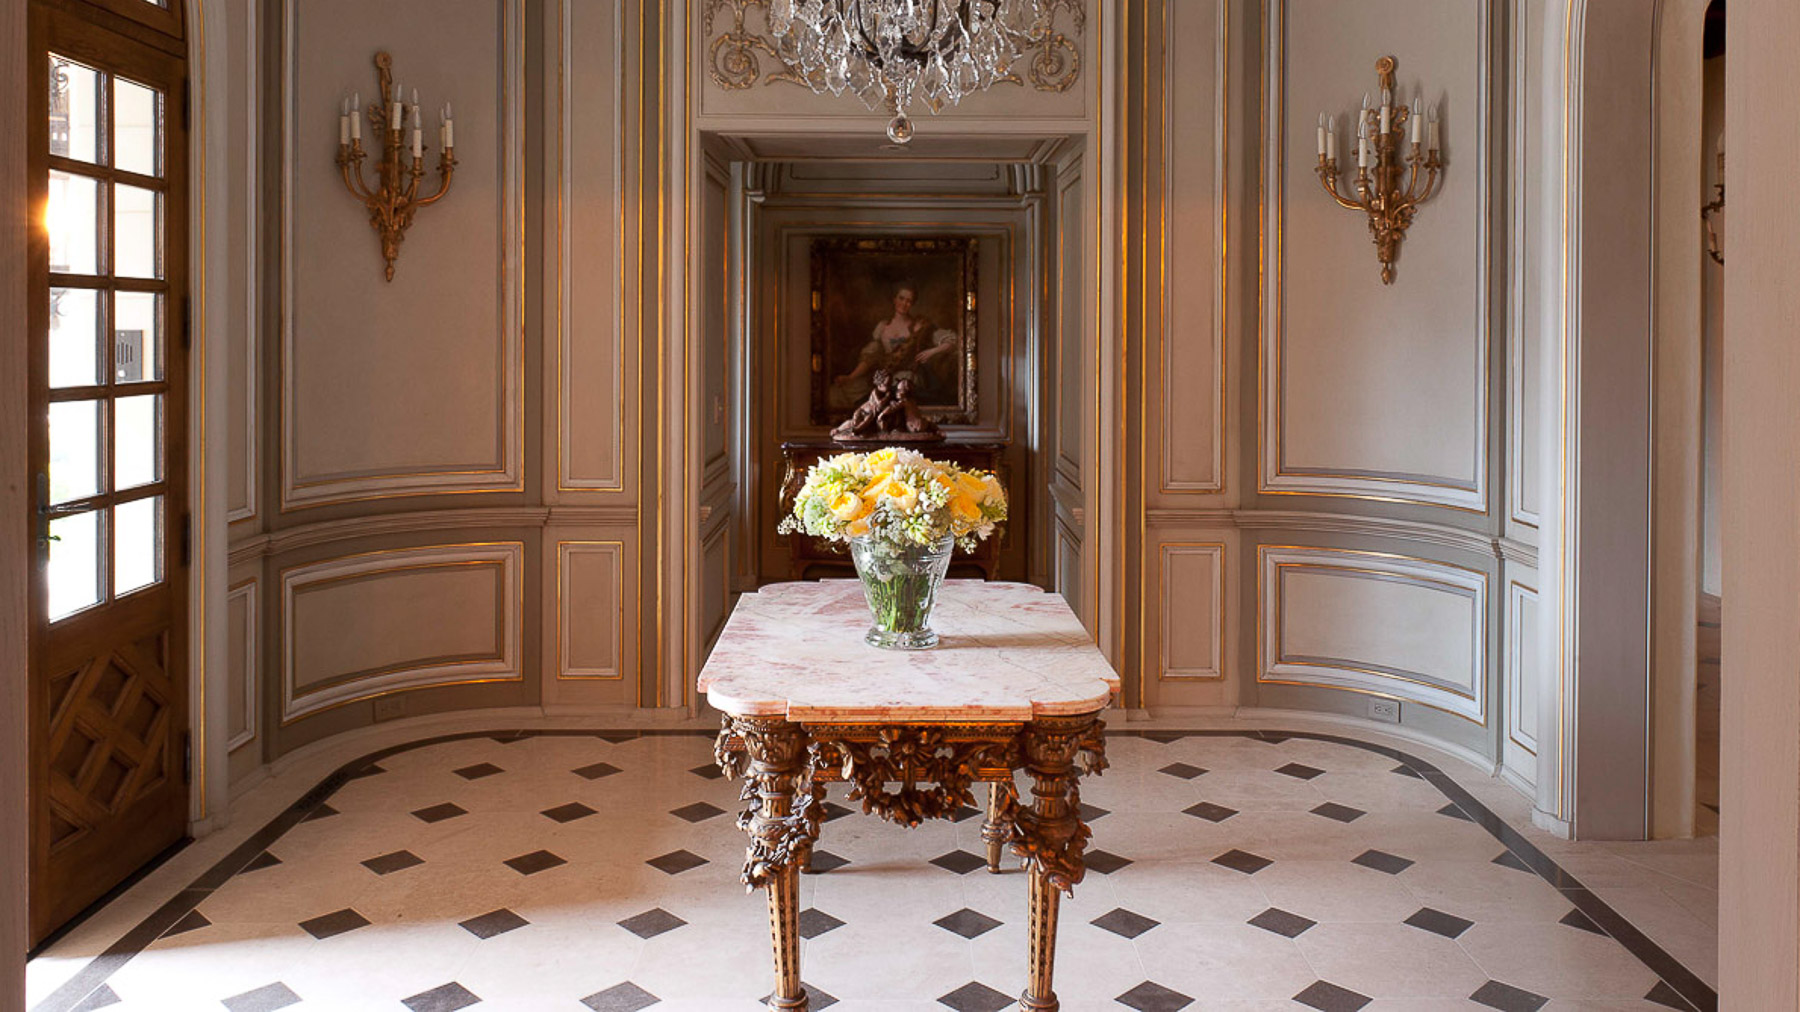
(767, 0, 1051, 144)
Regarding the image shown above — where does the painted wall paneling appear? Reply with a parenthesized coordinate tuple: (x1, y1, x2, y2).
(226, 579, 258, 751)
(227, 0, 257, 523)
(279, 0, 524, 509)
(1506, 0, 1542, 534)
(1258, 546, 1489, 724)
(1259, 0, 1492, 512)
(1157, 543, 1227, 681)
(555, 541, 624, 680)
(1503, 573, 1539, 786)
(280, 542, 524, 722)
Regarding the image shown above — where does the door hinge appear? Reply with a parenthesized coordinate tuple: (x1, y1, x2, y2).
(180, 513, 192, 568)
(181, 731, 193, 785)
(182, 300, 192, 350)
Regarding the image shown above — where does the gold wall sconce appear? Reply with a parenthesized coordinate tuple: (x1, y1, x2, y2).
(1702, 136, 1725, 265)
(1315, 56, 1444, 285)
(335, 52, 456, 282)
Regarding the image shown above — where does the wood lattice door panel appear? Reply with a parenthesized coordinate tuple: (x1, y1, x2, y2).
(28, 0, 189, 947)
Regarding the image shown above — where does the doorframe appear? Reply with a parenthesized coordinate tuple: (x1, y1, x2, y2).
(4, 0, 33, 1002)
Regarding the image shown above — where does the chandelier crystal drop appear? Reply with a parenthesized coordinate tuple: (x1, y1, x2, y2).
(767, 0, 1052, 144)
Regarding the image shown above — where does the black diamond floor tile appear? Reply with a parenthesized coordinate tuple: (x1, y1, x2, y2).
(1212, 849, 1273, 875)
(669, 801, 726, 823)
(688, 762, 724, 780)
(762, 984, 837, 1009)
(1493, 850, 1534, 874)
(297, 908, 370, 940)
(459, 907, 529, 940)
(1559, 908, 1606, 935)
(581, 981, 659, 1012)
(1351, 849, 1415, 875)
(453, 762, 503, 780)
(1311, 802, 1365, 823)
(402, 981, 481, 1012)
(951, 804, 982, 822)
(543, 802, 599, 823)
(934, 908, 1003, 939)
(239, 851, 282, 874)
(1293, 980, 1373, 1012)
(1085, 849, 1133, 874)
(645, 849, 708, 875)
(1470, 979, 1550, 1012)
(805, 849, 850, 873)
(69, 985, 121, 1011)
(937, 981, 1014, 1012)
(1276, 762, 1326, 780)
(1405, 906, 1475, 939)
(489, 732, 529, 745)
(1247, 907, 1316, 938)
(1091, 907, 1160, 939)
(1391, 764, 1424, 778)
(221, 981, 302, 1012)
(1078, 802, 1110, 822)
(505, 850, 568, 875)
(410, 802, 467, 824)
(799, 907, 845, 939)
(1645, 981, 1698, 1010)
(820, 801, 854, 822)
(361, 850, 425, 876)
(300, 803, 339, 823)
(1184, 801, 1239, 823)
(162, 909, 210, 938)
(1116, 980, 1195, 1011)
(618, 907, 687, 939)
(930, 849, 988, 875)
(347, 762, 387, 780)
(1159, 762, 1208, 779)
(1438, 802, 1475, 822)
(573, 761, 623, 781)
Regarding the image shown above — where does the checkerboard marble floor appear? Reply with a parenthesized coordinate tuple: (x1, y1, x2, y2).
(30, 730, 1715, 1012)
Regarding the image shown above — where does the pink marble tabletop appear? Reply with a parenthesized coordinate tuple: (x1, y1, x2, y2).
(698, 580, 1120, 723)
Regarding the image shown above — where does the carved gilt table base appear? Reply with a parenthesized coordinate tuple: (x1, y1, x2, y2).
(716, 713, 1108, 1012)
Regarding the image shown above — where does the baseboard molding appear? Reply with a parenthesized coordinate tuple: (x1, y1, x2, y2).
(1231, 706, 1500, 779)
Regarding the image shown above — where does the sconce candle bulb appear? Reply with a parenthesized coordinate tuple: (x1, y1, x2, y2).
(334, 51, 456, 282)
(1316, 55, 1445, 284)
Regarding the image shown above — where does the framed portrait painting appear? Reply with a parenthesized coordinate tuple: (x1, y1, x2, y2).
(809, 235, 979, 426)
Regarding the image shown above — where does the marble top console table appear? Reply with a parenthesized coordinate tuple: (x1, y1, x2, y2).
(699, 581, 1120, 1011)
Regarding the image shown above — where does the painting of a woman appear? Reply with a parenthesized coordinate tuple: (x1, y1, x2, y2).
(827, 284, 961, 412)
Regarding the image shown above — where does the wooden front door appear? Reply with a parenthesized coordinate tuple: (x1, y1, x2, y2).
(27, 0, 190, 947)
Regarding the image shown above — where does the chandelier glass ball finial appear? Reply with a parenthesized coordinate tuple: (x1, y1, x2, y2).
(768, 0, 1051, 143)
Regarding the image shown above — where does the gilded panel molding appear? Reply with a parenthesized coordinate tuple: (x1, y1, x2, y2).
(228, 0, 259, 524)
(557, 541, 625, 680)
(1157, 543, 1225, 681)
(226, 579, 258, 752)
(278, 0, 526, 509)
(1506, 579, 1539, 755)
(279, 542, 524, 722)
(1257, 545, 1489, 724)
(555, 0, 628, 492)
(1257, 0, 1493, 512)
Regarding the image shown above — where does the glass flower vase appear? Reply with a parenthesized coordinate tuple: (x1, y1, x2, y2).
(848, 533, 955, 650)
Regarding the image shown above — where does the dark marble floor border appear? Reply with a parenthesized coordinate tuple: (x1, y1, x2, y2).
(31, 727, 1718, 1012)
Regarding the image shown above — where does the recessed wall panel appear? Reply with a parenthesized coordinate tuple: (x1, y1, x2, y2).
(1260, 546, 1487, 722)
(282, 543, 523, 720)
(227, 580, 257, 752)
(1159, 543, 1225, 679)
(1261, 0, 1490, 510)
(1507, 580, 1540, 756)
(559, 541, 622, 679)
(281, 0, 523, 507)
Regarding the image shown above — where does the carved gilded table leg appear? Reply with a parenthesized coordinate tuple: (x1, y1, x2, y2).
(1010, 713, 1107, 1012)
(981, 779, 1015, 873)
(718, 717, 815, 1012)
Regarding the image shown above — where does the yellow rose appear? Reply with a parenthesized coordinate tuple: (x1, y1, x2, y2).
(881, 480, 918, 513)
(828, 492, 862, 522)
(951, 494, 982, 523)
(955, 471, 987, 500)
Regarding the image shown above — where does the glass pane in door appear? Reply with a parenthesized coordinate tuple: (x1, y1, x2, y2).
(49, 288, 102, 388)
(46, 510, 103, 621)
(113, 184, 160, 279)
(46, 170, 99, 275)
(113, 78, 162, 177)
(113, 496, 162, 597)
(47, 400, 102, 505)
(113, 395, 161, 491)
(113, 291, 162, 382)
(48, 56, 100, 163)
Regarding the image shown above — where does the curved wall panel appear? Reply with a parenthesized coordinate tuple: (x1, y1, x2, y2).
(281, 543, 524, 721)
(1258, 546, 1488, 723)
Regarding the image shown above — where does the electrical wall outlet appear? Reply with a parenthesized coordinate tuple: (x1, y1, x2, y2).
(373, 694, 406, 722)
(1369, 698, 1401, 723)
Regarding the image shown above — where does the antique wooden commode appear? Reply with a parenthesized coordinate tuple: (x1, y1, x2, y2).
(699, 580, 1120, 1012)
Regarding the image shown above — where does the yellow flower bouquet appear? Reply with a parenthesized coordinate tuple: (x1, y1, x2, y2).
(779, 448, 1008, 649)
